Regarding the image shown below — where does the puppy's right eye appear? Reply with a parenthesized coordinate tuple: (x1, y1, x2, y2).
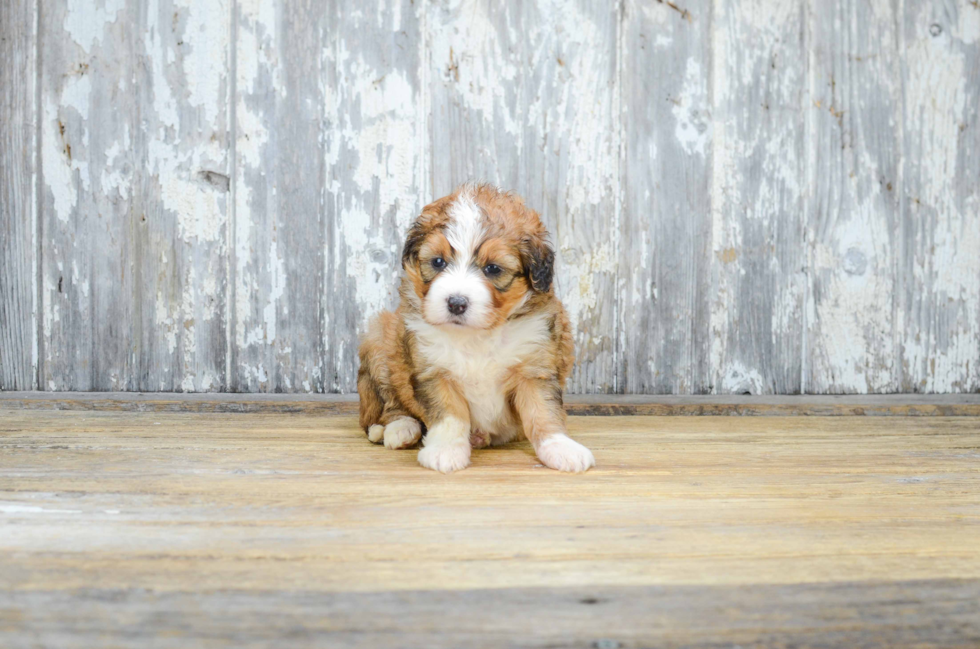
(431, 257, 446, 270)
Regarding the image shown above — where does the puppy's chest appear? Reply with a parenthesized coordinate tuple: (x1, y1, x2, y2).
(409, 316, 549, 427)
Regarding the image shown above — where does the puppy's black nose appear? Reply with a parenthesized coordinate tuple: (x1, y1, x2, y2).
(447, 295, 468, 316)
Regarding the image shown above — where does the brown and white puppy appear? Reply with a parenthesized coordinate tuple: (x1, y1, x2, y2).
(357, 184, 595, 474)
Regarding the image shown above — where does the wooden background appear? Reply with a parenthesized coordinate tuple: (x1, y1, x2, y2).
(1, 0, 978, 395)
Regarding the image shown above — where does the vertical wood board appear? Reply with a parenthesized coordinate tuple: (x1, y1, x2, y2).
(323, 0, 425, 393)
(39, 0, 140, 390)
(137, 0, 232, 391)
(805, 0, 904, 393)
(710, 0, 807, 395)
(0, 0, 37, 390)
(620, 0, 713, 393)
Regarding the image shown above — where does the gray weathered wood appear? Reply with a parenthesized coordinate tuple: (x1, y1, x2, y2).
(38, 0, 140, 390)
(323, 0, 424, 393)
(427, 0, 525, 197)
(0, 0, 37, 390)
(427, 1, 619, 394)
(899, 1, 980, 393)
(710, 0, 807, 394)
(233, 0, 327, 392)
(4, 0, 980, 395)
(3, 391, 980, 417)
(620, 0, 713, 393)
(805, 0, 904, 393)
(137, 0, 232, 391)
(3, 408, 980, 645)
(520, 0, 620, 394)
(4, 580, 979, 648)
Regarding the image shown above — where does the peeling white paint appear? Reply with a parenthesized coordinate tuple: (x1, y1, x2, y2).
(429, 0, 522, 142)
(63, 0, 125, 53)
(23, 0, 980, 396)
(672, 59, 710, 157)
(901, 5, 980, 392)
(177, 0, 228, 127)
(42, 98, 76, 223)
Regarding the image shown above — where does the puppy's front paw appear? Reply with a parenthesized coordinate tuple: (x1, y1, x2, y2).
(536, 434, 595, 473)
(367, 424, 385, 444)
(383, 417, 422, 449)
(417, 439, 471, 473)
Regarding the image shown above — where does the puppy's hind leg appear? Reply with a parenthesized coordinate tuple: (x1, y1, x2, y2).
(358, 365, 386, 444)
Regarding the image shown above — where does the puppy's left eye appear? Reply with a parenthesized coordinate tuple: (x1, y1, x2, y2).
(483, 264, 502, 277)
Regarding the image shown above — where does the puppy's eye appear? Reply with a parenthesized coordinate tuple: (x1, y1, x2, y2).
(431, 257, 446, 270)
(483, 264, 502, 277)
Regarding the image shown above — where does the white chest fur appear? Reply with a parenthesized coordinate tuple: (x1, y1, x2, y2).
(406, 314, 550, 431)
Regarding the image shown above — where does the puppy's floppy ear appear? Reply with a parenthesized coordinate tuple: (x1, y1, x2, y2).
(402, 219, 426, 268)
(520, 235, 555, 293)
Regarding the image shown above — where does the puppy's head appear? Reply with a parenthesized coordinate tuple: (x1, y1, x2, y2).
(401, 185, 554, 329)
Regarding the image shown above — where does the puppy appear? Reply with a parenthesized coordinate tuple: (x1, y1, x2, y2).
(357, 184, 595, 474)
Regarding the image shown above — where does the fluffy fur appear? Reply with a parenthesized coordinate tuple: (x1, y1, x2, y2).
(357, 184, 595, 473)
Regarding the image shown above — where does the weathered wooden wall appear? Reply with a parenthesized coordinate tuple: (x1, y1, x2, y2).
(1, 0, 978, 394)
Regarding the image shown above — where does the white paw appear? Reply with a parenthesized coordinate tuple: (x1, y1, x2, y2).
(535, 434, 595, 473)
(367, 424, 385, 444)
(383, 417, 422, 450)
(417, 439, 471, 473)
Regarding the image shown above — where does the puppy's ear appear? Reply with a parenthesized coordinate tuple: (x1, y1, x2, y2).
(402, 219, 426, 268)
(520, 235, 555, 293)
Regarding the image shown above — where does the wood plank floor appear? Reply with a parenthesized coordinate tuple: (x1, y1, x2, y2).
(1, 408, 978, 647)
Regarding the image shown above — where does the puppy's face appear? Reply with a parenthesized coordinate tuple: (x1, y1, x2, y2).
(402, 186, 554, 330)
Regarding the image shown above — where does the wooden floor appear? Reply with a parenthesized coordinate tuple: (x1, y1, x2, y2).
(1, 405, 979, 647)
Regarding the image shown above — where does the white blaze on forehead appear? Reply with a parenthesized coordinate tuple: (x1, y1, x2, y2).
(422, 191, 492, 328)
(445, 191, 485, 263)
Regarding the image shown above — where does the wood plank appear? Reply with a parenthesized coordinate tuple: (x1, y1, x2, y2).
(1, 411, 977, 591)
(521, 0, 620, 394)
(427, 0, 525, 197)
(710, 0, 807, 394)
(0, 410, 978, 646)
(899, 2, 980, 393)
(428, 1, 621, 394)
(3, 580, 979, 648)
(323, 0, 424, 393)
(2, 392, 980, 416)
(0, 0, 37, 390)
(232, 0, 327, 392)
(805, 0, 903, 393)
(38, 0, 140, 389)
(136, 0, 232, 391)
(620, 0, 713, 394)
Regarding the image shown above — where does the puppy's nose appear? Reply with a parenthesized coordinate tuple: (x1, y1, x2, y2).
(447, 295, 468, 316)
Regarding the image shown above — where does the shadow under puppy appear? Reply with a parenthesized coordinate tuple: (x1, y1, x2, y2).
(358, 184, 595, 473)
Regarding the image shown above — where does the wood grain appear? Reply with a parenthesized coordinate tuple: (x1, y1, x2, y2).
(2, 392, 980, 416)
(521, 0, 620, 394)
(323, 0, 424, 393)
(0, 0, 36, 390)
(137, 0, 232, 391)
(427, 0, 525, 197)
(427, 0, 621, 394)
(806, 0, 904, 393)
(710, 0, 807, 394)
(4, 580, 980, 648)
(38, 0, 140, 390)
(620, 0, 712, 393)
(1, 409, 978, 645)
(899, 2, 980, 393)
(4, 0, 980, 395)
(232, 0, 325, 392)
